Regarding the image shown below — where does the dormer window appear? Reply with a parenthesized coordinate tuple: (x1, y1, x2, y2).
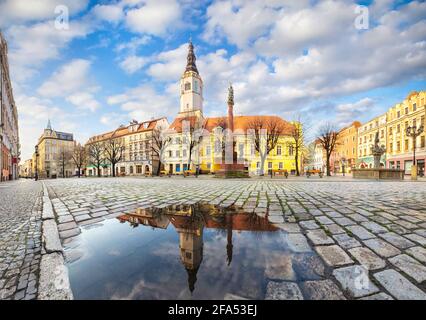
(185, 82, 191, 91)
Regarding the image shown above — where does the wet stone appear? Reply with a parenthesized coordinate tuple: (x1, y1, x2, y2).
(379, 232, 415, 249)
(333, 265, 379, 298)
(324, 224, 346, 235)
(58, 221, 78, 232)
(299, 220, 320, 230)
(74, 214, 91, 222)
(361, 221, 388, 234)
(59, 228, 81, 239)
(404, 234, 426, 246)
(315, 245, 353, 267)
(333, 234, 361, 249)
(285, 234, 312, 253)
(346, 226, 375, 240)
(306, 230, 334, 245)
(406, 246, 426, 264)
(301, 280, 346, 300)
(274, 223, 301, 233)
(373, 270, 426, 300)
(388, 254, 426, 283)
(264, 254, 296, 281)
(265, 281, 304, 300)
(363, 238, 401, 258)
(348, 247, 386, 270)
(359, 293, 394, 300)
(292, 254, 326, 280)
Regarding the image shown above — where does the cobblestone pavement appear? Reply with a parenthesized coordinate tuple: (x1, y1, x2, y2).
(43, 177, 426, 300)
(0, 179, 43, 300)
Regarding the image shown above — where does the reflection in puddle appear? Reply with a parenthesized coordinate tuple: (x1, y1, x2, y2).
(65, 203, 326, 300)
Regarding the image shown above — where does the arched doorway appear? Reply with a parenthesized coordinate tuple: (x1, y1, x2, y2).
(145, 165, 150, 175)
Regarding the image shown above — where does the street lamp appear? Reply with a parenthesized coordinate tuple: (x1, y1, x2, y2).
(406, 123, 424, 180)
(35, 145, 39, 181)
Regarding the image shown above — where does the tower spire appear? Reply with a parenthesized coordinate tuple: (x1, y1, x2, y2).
(185, 39, 198, 74)
(227, 83, 234, 106)
(46, 119, 52, 130)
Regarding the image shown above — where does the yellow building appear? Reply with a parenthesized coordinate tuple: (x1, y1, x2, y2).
(335, 121, 361, 173)
(386, 91, 426, 175)
(19, 159, 33, 178)
(32, 120, 76, 179)
(165, 41, 299, 175)
(357, 114, 387, 169)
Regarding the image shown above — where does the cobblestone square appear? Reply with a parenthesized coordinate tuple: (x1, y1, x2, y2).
(1, 177, 426, 300)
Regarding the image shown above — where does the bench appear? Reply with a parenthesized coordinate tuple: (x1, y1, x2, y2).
(272, 170, 288, 178)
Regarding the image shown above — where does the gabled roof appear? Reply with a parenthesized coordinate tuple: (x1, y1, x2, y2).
(86, 117, 166, 144)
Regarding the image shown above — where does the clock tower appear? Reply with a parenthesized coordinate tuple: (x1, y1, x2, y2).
(179, 40, 203, 116)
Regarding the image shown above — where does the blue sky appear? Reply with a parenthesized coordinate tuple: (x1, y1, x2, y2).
(0, 0, 425, 160)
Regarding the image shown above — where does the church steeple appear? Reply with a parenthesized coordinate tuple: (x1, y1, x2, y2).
(46, 119, 52, 130)
(185, 39, 198, 74)
(179, 40, 203, 114)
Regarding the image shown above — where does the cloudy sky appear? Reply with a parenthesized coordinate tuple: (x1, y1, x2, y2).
(1, 0, 425, 160)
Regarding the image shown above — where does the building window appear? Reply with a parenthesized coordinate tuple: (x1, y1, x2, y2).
(185, 82, 191, 91)
(176, 150, 180, 158)
(390, 143, 393, 152)
(279, 162, 283, 170)
(268, 162, 272, 169)
(380, 130, 384, 138)
(421, 116, 425, 127)
(421, 136, 425, 148)
(413, 103, 417, 111)
(405, 139, 409, 151)
(136, 165, 142, 174)
(206, 146, 211, 156)
(389, 127, 393, 135)
(239, 143, 244, 156)
(397, 124, 400, 133)
(413, 118, 417, 128)
(397, 111, 401, 118)
(277, 145, 282, 156)
(405, 107, 409, 114)
(397, 141, 401, 152)
(183, 149, 187, 157)
(289, 145, 294, 156)
(129, 166, 134, 174)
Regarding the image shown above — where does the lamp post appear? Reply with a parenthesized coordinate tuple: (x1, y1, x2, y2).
(35, 145, 39, 181)
(406, 123, 424, 180)
(341, 157, 347, 177)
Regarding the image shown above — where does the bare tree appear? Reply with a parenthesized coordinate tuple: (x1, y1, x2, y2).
(248, 117, 284, 176)
(58, 147, 72, 178)
(151, 127, 171, 176)
(182, 118, 204, 171)
(104, 138, 124, 177)
(71, 143, 86, 178)
(317, 123, 340, 176)
(88, 141, 105, 177)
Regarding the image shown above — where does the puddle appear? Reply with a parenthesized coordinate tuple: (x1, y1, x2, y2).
(64, 203, 327, 300)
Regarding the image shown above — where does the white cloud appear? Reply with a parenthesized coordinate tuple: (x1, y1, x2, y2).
(125, 0, 182, 35)
(107, 84, 175, 121)
(66, 92, 100, 112)
(335, 98, 376, 127)
(37, 59, 93, 97)
(119, 55, 149, 74)
(0, 0, 89, 26)
(6, 20, 91, 82)
(92, 4, 124, 23)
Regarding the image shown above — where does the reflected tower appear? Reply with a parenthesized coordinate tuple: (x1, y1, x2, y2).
(174, 215, 204, 294)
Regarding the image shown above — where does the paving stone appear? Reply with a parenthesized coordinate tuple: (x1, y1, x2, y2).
(388, 254, 426, 283)
(265, 281, 304, 300)
(301, 280, 346, 300)
(299, 220, 320, 230)
(315, 245, 353, 267)
(324, 224, 346, 235)
(361, 221, 388, 234)
(274, 223, 301, 233)
(406, 246, 426, 264)
(57, 215, 74, 224)
(315, 216, 334, 225)
(363, 238, 401, 258)
(306, 230, 334, 245)
(264, 253, 296, 281)
(334, 217, 356, 226)
(333, 234, 361, 249)
(333, 265, 379, 298)
(348, 247, 386, 270)
(42, 220, 62, 253)
(285, 234, 312, 253)
(359, 293, 394, 300)
(74, 214, 91, 222)
(379, 232, 415, 249)
(57, 221, 78, 232)
(373, 270, 426, 300)
(404, 234, 426, 246)
(346, 226, 375, 240)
